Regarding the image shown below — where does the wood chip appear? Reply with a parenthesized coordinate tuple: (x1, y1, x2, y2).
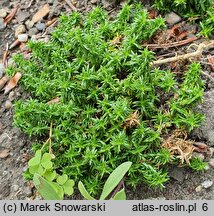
(32, 4, 50, 24)
(0, 76, 9, 90)
(9, 39, 21, 50)
(4, 72, 22, 95)
(0, 149, 10, 159)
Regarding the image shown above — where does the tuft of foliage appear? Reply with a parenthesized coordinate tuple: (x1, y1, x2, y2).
(9, 4, 205, 194)
(153, 0, 214, 37)
(189, 157, 207, 171)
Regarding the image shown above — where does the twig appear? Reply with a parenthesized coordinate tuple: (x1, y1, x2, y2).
(64, 0, 77, 11)
(111, 178, 125, 199)
(151, 41, 214, 66)
(151, 41, 214, 82)
(143, 37, 198, 49)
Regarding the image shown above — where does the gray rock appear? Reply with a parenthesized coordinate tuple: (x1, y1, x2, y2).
(168, 166, 185, 182)
(18, 34, 28, 42)
(165, 12, 182, 25)
(4, 100, 12, 110)
(0, 181, 10, 198)
(91, 0, 99, 3)
(15, 24, 26, 38)
(13, 184, 19, 192)
(0, 8, 7, 18)
(0, 17, 5, 31)
(201, 180, 213, 189)
(35, 22, 46, 31)
(24, 186, 32, 197)
(208, 158, 214, 168)
(0, 63, 5, 78)
(8, 91, 15, 101)
(28, 27, 39, 37)
(16, 11, 30, 22)
(7, 58, 15, 67)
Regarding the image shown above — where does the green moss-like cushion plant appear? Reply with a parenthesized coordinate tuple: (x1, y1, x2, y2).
(9, 3, 205, 195)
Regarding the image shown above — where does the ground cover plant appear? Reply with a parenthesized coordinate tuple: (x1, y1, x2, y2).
(153, 0, 214, 37)
(7, 3, 206, 197)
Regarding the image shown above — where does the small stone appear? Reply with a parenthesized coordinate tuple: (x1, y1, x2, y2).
(0, 18, 5, 31)
(0, 8, 7, 18)
(169, 166, 185, 182)
(4, 100, 12, 109)
(16, 11, 30, 22)
(201, 180, 213, 189)
(8, 91, 15, 101)
(91, 0, 98, 3)
(13, 184, 19, 192)
(195, 185, 202, 192)
(0, 63, 5, 78)
(15, 24, 26, 38)
(28, 27, 38, 37)
(18, 34, 28, 42)
(35, 22, 46, 31)
(208, 158, 214, 168)
(165, 12, 182, 25)
(25, 20, 34, 30)
(209, 147, 214, 158)
(204, 164, 210, 171)
(24, 186, 32, 197)
(208, 83, 214, 88)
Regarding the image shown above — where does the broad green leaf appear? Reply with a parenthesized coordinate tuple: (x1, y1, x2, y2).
(33, 173, 62, 200)
(57, 174, 68, 185)
(37, 164, 45, 175)
(41, 161, 53, 170)
(78, 181, 95, 200)
(28, 150, 42, 167)
(50, 182, 64, 200)
(100, 161, 132, 200)
(41, 153, 52, 163)
(112, 189, 126, 200)
(43, 170, 57, 182)
(63, 180, 75, 196)
(29, 165, 39, 174)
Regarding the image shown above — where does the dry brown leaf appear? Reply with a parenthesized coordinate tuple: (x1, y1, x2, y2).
(32, 4, 50, 24)
(123, 110, 140, 129)
(0, 149, 10, 159)
(207, 55, 214, 72)
(4, 72, 22, 94)
(148, 9, 158, 19)
(3, 7, 18, 26)
(0, 76, 9, 90)
(47, 97, 60, 104)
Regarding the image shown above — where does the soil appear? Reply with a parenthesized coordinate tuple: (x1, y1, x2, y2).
(0, 0, 214, 200)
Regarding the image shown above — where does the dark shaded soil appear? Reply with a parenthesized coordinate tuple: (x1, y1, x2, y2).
(0, 0, 214, 200)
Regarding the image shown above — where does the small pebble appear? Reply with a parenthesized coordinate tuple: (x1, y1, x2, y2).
(165, 12, 182, 25)
(0, 8, 7, 18)
(201, 180, 213, 189)
(8, 91, 15, 101)
(0, 63, 5, 78)
(91, 0, 98, 3)
(25, 20, 34, 30)
(18, 34, 28, 42)
(35, 22, 46, 31)
(13, 184, 19, 192)
(15, 24, 26, 38)
(28, 27, 38, 37)
(24, 186, 32, 197)
(208, 158, 214, 168)
(195, 185, 202, 192)
(4, 100, 12, 109)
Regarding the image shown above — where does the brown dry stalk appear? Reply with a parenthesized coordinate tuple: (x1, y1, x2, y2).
(143, 37, 198, 49)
